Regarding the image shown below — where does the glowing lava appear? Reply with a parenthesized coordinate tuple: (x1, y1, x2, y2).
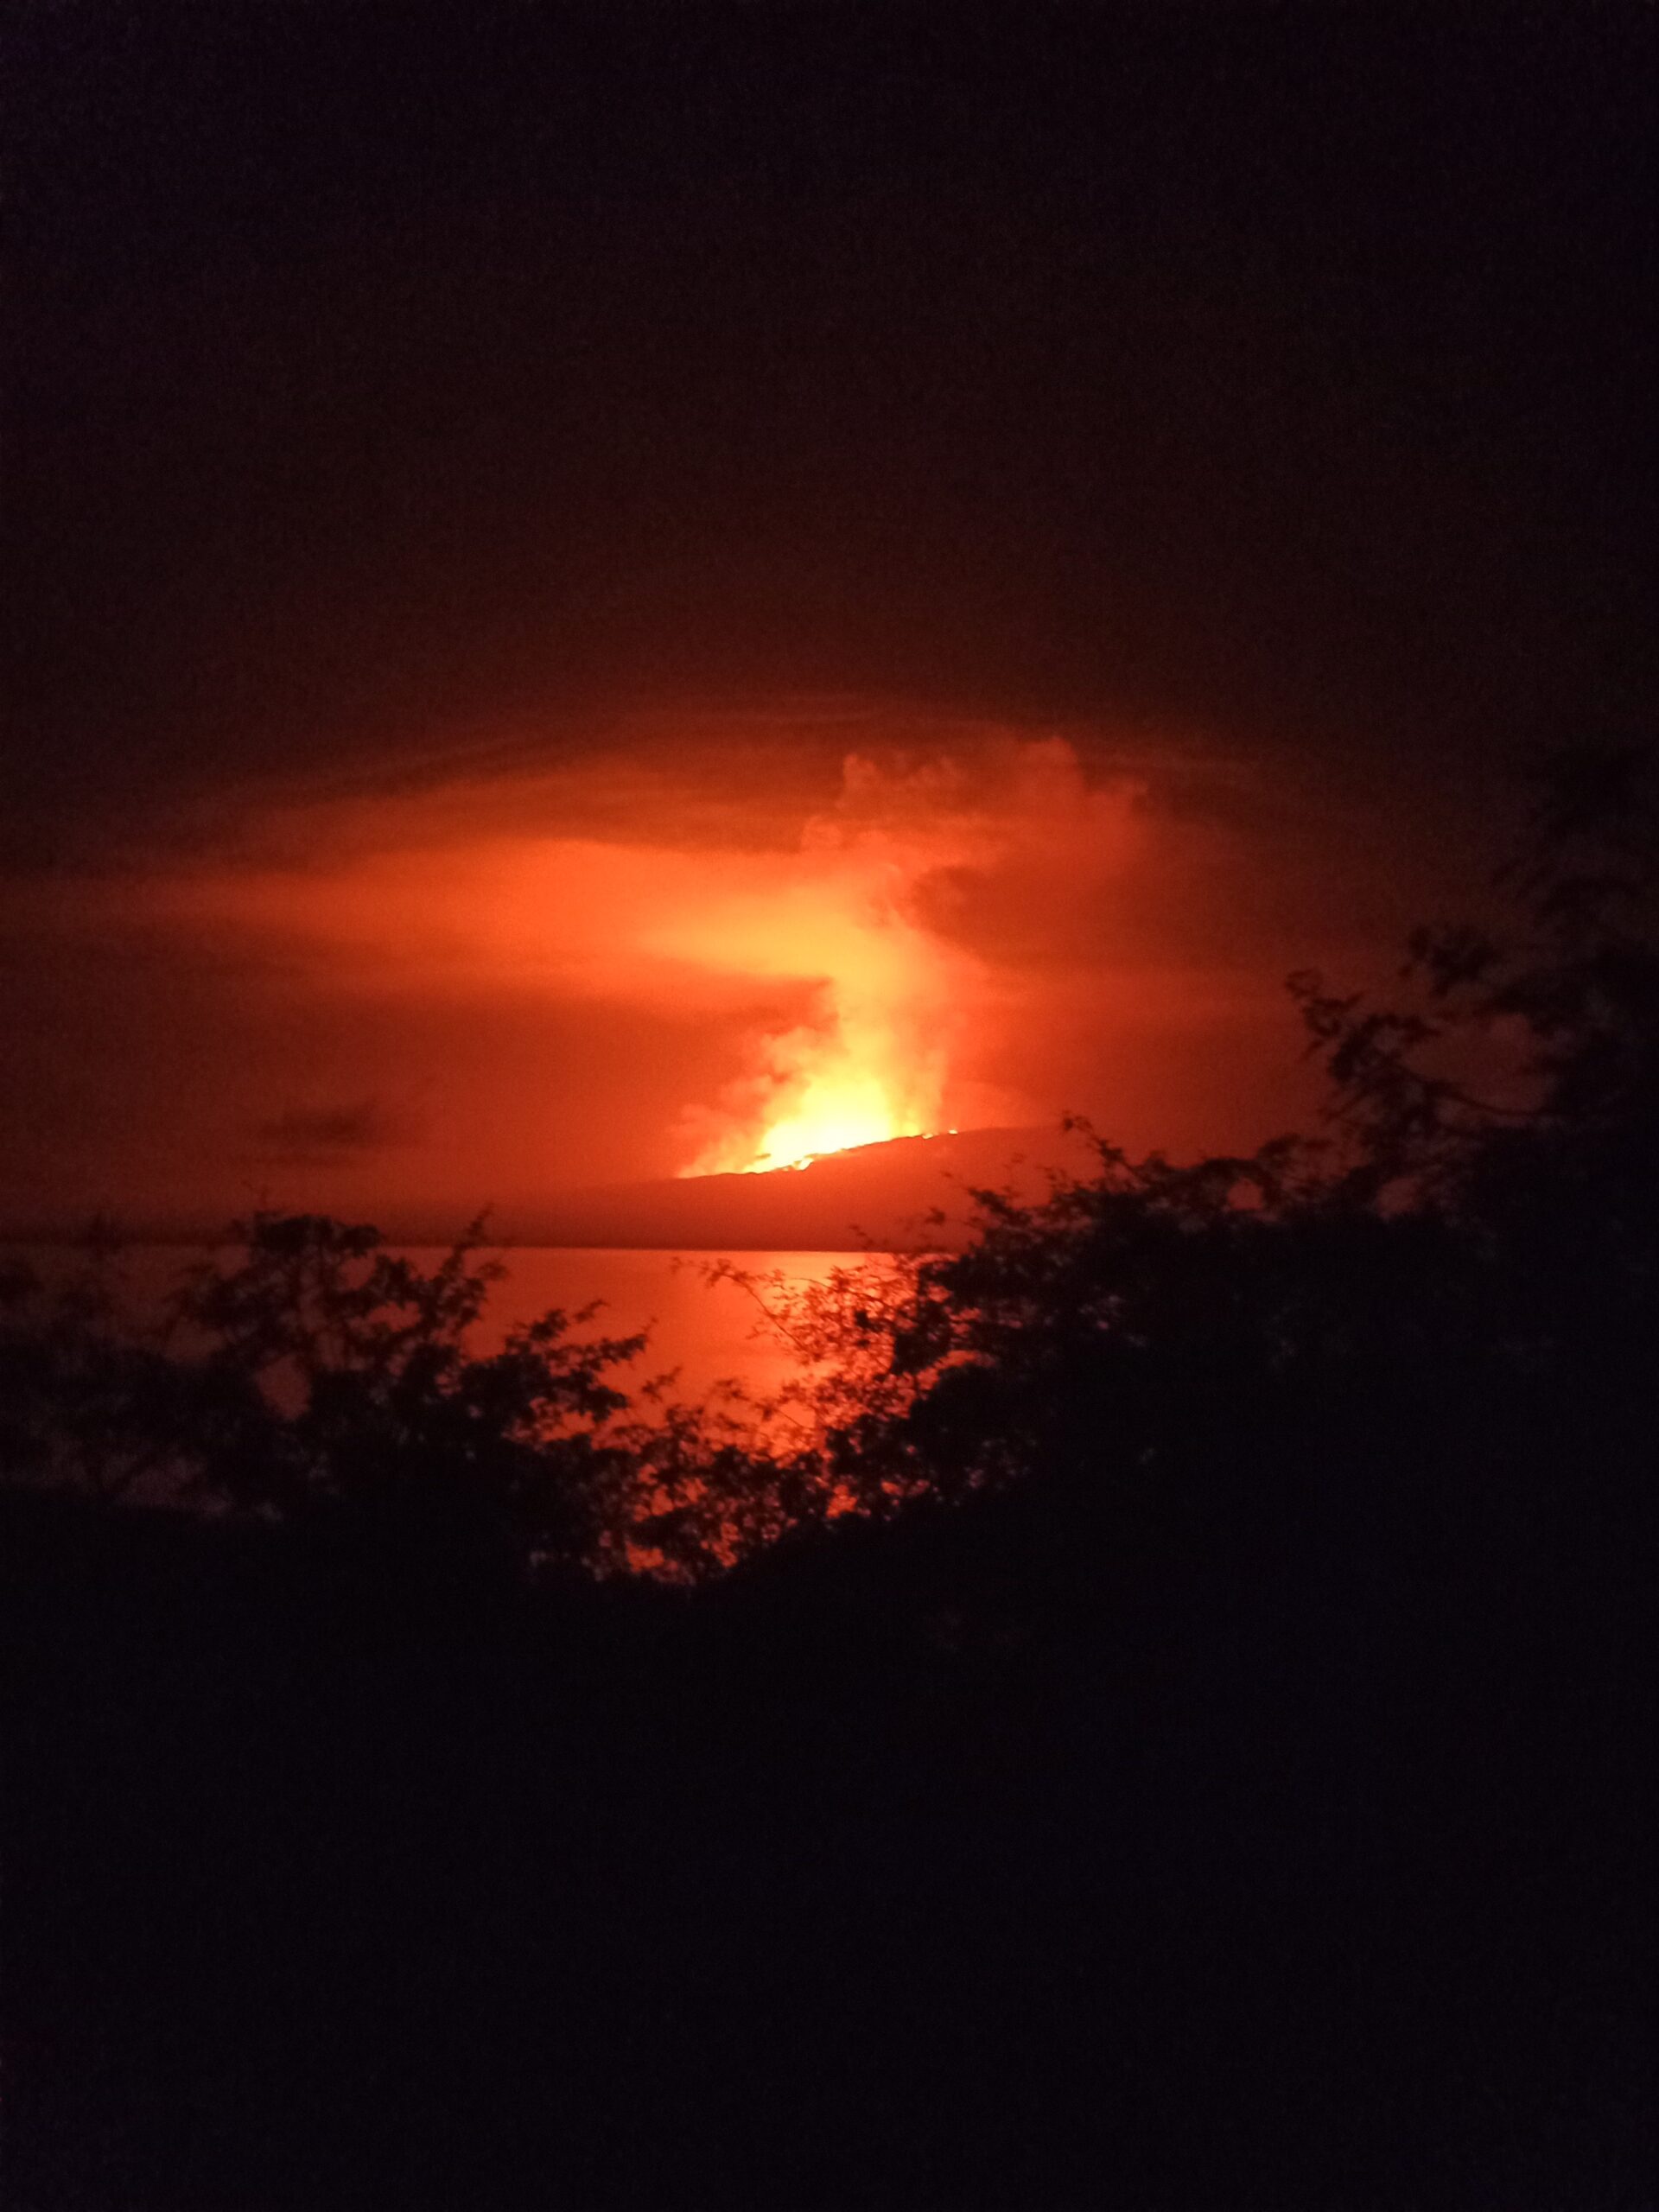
(746, 1073, 918, 1173)
(688, 1016, 943, 1174)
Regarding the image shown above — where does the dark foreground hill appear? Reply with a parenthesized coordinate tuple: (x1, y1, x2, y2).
(3, 1353, 1649, 2212)
(495, 1124, 1098, 1249)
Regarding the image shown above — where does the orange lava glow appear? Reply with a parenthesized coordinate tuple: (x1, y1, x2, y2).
(747, 1089, 915, 1173)
(699, 1048, 931, 1174)
(664, 865, 964, 1176)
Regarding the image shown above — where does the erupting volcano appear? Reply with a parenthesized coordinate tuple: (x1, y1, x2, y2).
(716, 1075, 925, 1173)
(663, 748, 1000, 1175)
(683, 1010, 951, 1174)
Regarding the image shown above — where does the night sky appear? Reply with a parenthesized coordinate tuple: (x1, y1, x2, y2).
(5, 5, 1653, 1229)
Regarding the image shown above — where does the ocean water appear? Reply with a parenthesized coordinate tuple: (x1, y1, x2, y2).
(5, 1246, 887, 1414)
(464, 1246, 881, 1405)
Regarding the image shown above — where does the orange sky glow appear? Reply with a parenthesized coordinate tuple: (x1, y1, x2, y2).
(0, 707, 1445, 1233)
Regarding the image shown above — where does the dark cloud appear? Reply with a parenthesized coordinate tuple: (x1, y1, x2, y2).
(249, 1099, 413, 1167)
(5, 6, 1652, 864)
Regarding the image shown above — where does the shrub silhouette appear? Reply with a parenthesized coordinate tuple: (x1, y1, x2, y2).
(719, 744, 1656, 1551)
(1, 1213, 659, 1578)
(0, 1230, 202, 1502)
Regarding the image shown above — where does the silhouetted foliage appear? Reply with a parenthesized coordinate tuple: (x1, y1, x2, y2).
(168, 1211, 660, 1577)
(3, 1213, 655, 1575)
(0, 1232, 196, 1503)
(722, 745, 1659, 1530)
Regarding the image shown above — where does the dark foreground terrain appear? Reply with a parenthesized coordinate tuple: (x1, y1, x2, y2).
(3, 1377, 1648, 2210)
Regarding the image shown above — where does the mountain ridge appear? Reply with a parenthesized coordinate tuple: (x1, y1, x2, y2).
(493, 1124, 1096, 1250)
(0, 1128, 1097, 1252)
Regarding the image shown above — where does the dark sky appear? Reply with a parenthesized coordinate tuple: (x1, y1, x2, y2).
(10, 3, 1651, 851)
(3, 4, 1654, 1227)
